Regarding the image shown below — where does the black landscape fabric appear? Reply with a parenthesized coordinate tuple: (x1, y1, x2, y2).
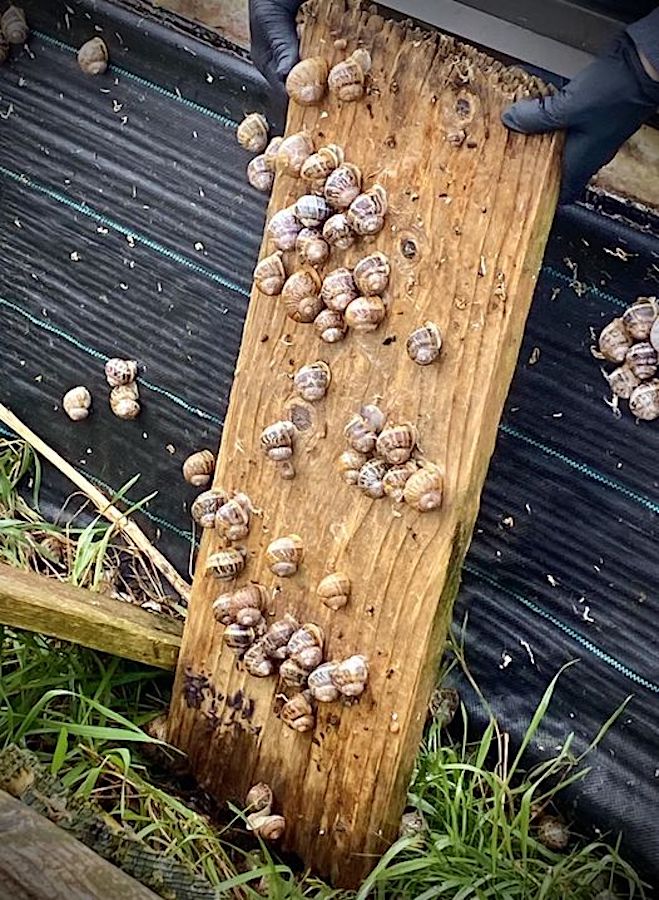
(1, 0, 658, 886)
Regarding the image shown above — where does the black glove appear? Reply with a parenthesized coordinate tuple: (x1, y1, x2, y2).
(249, 0, 303, 100)
(502, 33, 659, 205)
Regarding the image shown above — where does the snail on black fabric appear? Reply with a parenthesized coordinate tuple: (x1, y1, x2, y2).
(62, 386, 92, 421)
(237, 112, 269, 152)
(78, 37, 108, 76)
(1, 5, 28, 44)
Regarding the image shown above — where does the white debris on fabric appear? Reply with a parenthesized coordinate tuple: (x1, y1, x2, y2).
(499, 651, 512, 670)
(528, 346, 540, 365)
(520, 640, 535, 665)
(69, 251, 81, 261)
(546, 574, 559, 587)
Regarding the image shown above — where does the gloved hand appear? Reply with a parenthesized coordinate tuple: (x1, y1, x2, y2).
(502, 33, 659, 205)
(249, 0, 303, 100)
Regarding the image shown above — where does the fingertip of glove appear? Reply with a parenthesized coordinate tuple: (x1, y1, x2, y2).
(501, 101, 537, 134)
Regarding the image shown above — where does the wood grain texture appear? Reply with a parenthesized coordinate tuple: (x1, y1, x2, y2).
(167, 0, 561, 886)
(0, 564, 182, 669)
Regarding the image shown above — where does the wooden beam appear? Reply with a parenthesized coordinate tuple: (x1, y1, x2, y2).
(0, 564, 182, 670)
(167, 0, 561, 887)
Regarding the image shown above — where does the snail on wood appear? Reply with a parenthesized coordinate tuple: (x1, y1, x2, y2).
(277, 131, 314, 176)
(1, 5, 28, 44)
(243, 639, 274, 677)
(345, 295, 386, 332)
(254, 250, 286, 296)
(321, 268, 357, 312)
(308, 661, 340, 701)
(347, 184, 388, 236)
(625, 342, 657, 380)
(604, 365, 639, 399)
(287, 623, 324, 671)
(182, 449, 215, 487)
(383, 460, 418, 502)
(213, 583, 265, 627)
(622, 297, 658, 341)
(537, 816, 569, 851)
(376, 422, 417, 465)
(217, 493, 252, 542)
(404, 462, 443, 511)
(247, 155, 274, 192)
(280, 691, 315, 732)
(261, 420, 296, 461)
(207, 546, 247, 580)
(314, 308, 347, 343)
(322, 213, 356, 250)
(296, 227, 330, 267)
(295, 194, 332, 228)
(328, 49, 371, 101)
(407, 321, 442, 366)
(353, 251, 390, 296)
(267, 206, 301, 251)
(281, 267, 323, 323)
(62, 386, 92, 422)
(77, 37, 108, 75)
(223, 621, 256, 652)
(344, 413, 378, 454)
(263, 136, 283, 169)
(237, 112, 269, 152)
(104, 357, 137, 387)
(262, 614, 300, 660)
(247, 813, 286, 840)
(360, 403, 386, 433)
(317, 573, 350, 611)
(246, 783, 273, 815)
(190, 488, 227, 528)
(357, 458, 389, 499)
(629, 380, 659, 420)
(279, 657, 311, 689)
(324, 163, 362, 209)
(338, 449, 369, 485)
(301, 144, 345, 186)
(598, 318, 631, 363)
(110, 382, 140, 420)
(294, 360, 331, 402)
(331, 654, 369, 697)
(285, 56, 328, 105)
(266, 533, 304, 576)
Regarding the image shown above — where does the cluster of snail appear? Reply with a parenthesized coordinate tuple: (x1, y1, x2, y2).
(61, 357, 140, 422)
(596, 296, 659, 420)
(244, 782, 285, 842)
(0, 4, 28, 63)
(339, 403, 443, 511)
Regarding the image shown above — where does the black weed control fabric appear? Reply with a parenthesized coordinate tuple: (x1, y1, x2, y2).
(1, 0, 658, 887)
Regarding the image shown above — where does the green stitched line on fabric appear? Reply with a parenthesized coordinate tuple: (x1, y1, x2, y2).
(33, 30, 240, 130)
(541, 266, 628, 310)
(465, 563, 659, 693)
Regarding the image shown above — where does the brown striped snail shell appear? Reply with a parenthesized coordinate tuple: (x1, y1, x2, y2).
(622, 297, 658, 341)
(629, 380, 659, 420)
(182, 449, 215, 487)
(223, 621, 255, 651)
(263, 136, 283, 169)
(399, 810, 427, 838)
(598, 318, 631, 363)
(321, 268, 357, 312)
(324, 163, 362, 209)
(407, 321, 442, 366)
(344, 413, 377, 454)
(254, 250, 286, 296)
(281, 267, 323, 324)
(280, 691, 314, 731)
(0, 31, 9, 64)
(300, 144, 345, 184)
(353, 251, 390, 296)
(261, 419, 296, 461)
(104, 357, 138, 387)
(262, 613, 300, 660)
(296, 228, 329, 267)
(247, 154, 274, 192)
(604, 365, 639, 399)
(266, 533, 304, 576)
(246, 782, 273, 815)
(62, 386, 92, 422)
(237, 112, 269, 152)
(376, 422, 417, 465)
(231, 582, 266, 626)
(404, 463, 443, 511)
(287, 623, 324, 662)
(207, 546, 247, 580)
(338, 449, 369, 485)
(359, 403, 386, 433)
(294, 360, 331, 402)
(331, 654, 369, 697)
(537, 816, 569, 851)
(279, 657, 311, 690)
(317, 573, 350, 611)
(345, 295, 386, 332)
(212, 591, 235, 626)
(357, 458, 389, 499)
(243, 639, 274, 677)
(285, 56, 328, 105)
(191, 488, 227, 528)
(217, 493, 252, 542)
(383, 460, 418, 502)
(322, 213, 356, 250)
(314, 308, 347, 343)
(277, 131, 314, 176)
(308, 661, 340, 702)
(328, 52, 366, 101)
(267, 206, 301, 252)
(110, 382, 140, 419)
(347, 184, 388, 236)
(247, 813, 286, 840)
(295, 194, 332, 228)
(625, 342, 657, 380)
(1, 5, 28, 44)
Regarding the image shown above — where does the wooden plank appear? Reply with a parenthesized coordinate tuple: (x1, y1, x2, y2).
(0, 564, 182, 669)
(167, 0, 561, 886)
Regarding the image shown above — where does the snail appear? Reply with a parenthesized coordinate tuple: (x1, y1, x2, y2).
(263, 136, 283, 169)
(237, 112, 269, 152)
(347, 184, 388, 236)
(1, 5, 27, 44)
(285, 56, 328, 105)
(598, 318, 631, 363)
(182, 449, 215, 487)
(281, 267, 323, 324)
(407, 321, 442, 366)
(376, 423, 417, 465)
(296, 227, 330, 267)
(338, 449, 369, 485)
(190, 488, 227, 528)
(360, 403, 386, 433)
(261, 420, 296, 461)
(206, 546, 247, 580)
(301, 144, 345, 186)
(403, 462, 443, 511)
(314, 308, 347, 343)
(223, 621, 257, 652)
(267, 206, 301, 251)
(344, 413, 378, 454)
(428, 686, 460, 727)
(383, 461, 418, 502)
(0, 32, 8, 64)
(276, 131, 314, 176)
(316, 573, 350, 611)
(399, 810, 427, 838)
(104, 357, 138, 387)
(331, 654, 369, 697)
(308, 661, 340, 701)
(295, 194, 332, 228)
(62, 386, 92, 421)
(345, 295, 386, 332)
(604, 365, 640, 399)
(622, 297, 657, 341)
(357, 458, 389, 499)
(77, 37, 108, 75)
(287, 623, 324, 671)
(321, 268, 357, 312)
(629, 380, 659, 420)
(280, 691, 315, 732)
(247, 812, 286, 840)
(536, 816, 569, 851)
(110, 382, 140, 419)
(247, 155, 274, 192)
(328, 49, 371, 101)
(279, 657, 311, 689)
(262, 613, 300, 660)
(294, 360, 331, 402)
(217, 493, 252, 541)
(246, 783, 273, 815)
(243, 640, 274, 677)
(353, 251, 390, 296)
(322, 213, 356, 250)
(254, 250, 286, 296)
(213, 583, 265, 627)
(324, 163, 362, 209)
(266, 533, 304, 576)
(625, 342, 657, 380)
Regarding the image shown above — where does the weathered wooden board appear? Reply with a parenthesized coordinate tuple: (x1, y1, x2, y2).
(167, 0, 561, 886)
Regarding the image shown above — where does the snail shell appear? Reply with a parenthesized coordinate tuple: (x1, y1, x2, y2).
(622, 297, 658, 341)
(404, 463, 443, 511)
(246, 782, 273, 815)
(231, 582, 265, 626)
(317, 573, 350, 611)
(604, 365, 639, 399)
(296, 227, 330, 267)
(277, 131, 314, 176)
(629, 380, 659, 420)
(598, 318, 631, 363)
(279, 657, 311, 689)
(295, 194, 332, 228)
(399, 810, 427, 838)
(321, 268, 357, 312)
(287, 623, 324, 663)
(338, 449, 369, 485)
(357, 458, 389, 499)
(281, 267, 323, 324)
(247, 154, 274, 192)
(190, 488, 227, 528)
(537, 816, 569, 851)
(266, 533, 304, 577)
(328, 53, 365, 101)
(1, 5, 28, 44)
(331, 654, 369, 697)
(345, 295, 386, 332)
(324, 163, 362, 209)
(262, 613, 300, 660)
(359, 403, 386, 433)
(344, 414, 377, 454)
(62, 386, 92, 421)
(243, 639, 274, 677)
(376, 422, 417, 465)
(625, 342, 657, 380)
(254, 250, 286, 296)
(308, 661, 340, 702)
(294, 360, 331, 402)
(207, 546, 247, 580)
(314, 308, 347, 343)
(104, 357, 138, 387)
(407, 321, 442, 366)
(77, 37, 108, 75)
(280, 691, 314, 731)
(110, 382, 140, 420)
(237, 112, 269, 152)
(353, 251, 390, 296)
(261, 419, 296, 461)
(285, 56, 328, 105)
(263, 136, 283, 170)
(0, 32, 9, 64)
(247, 813, 286, 840)
(217, 494, 252, 542)
(182, 449, 215, 487)
(223, 621, 256, 651)
(347, 184, 387, 236)
(322, 213, 356, 250)
(212, 591, 235, 626)
(383, 461, 418, 502)
(267, 206, 301, 252)
(300, 144, 345, 184)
